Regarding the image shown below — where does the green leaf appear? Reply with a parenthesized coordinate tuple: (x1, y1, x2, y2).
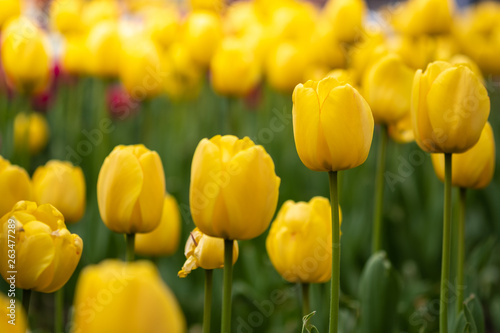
(302, 311, 319, 333)
(452, 294, 485, 333)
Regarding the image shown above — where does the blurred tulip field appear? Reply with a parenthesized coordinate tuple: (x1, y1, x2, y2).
(1, 0, 500, 332)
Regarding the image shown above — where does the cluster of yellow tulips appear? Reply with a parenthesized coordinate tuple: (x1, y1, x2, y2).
(0, 0, 499, 332)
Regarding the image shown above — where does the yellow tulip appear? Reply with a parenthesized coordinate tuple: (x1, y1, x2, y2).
(362, 54, 414, 124)
(388, 112, 415, 144)
(210, 38, 261, 97)
(13, 111, 49, 155)
(135, 194, 181, 257)
(349, 31, 387, 83)
(449, 55, 484, 82)
(81, 0, 120, 30)
(0, 292, 28, 332)
(178, 227, 239, 277)
(71, 260, 185, 333)
(309, 20, 346, 69)
(266, 197, 342, 284)
(1, 17, 51, 94)
(50, 0, 84, 35)
(86, 21, 121, 77)
(411, 61, 490, 153)
(266, 41, 310, 93)
(190, 0, 225, 12)
(267, 2, 318, 42)
(119, 36, 163, 99)
(97, 145, 165, 234)
(325, 69, 357, 86)
(190, 135, 280, 240)
(431, 122, 495, 189)
(0, 0, 20, 30)
(182, 11, 223, 67)
(292, 77, 374, 172)
(32, 160, 86, 223)
(143, 6, 179, 49)
(392, 0, 453, 36)
(62, 35, 91, 75)
(323, 0, 366, 42)
(0, 156, 32, 217)
(0, 201, 83, 293)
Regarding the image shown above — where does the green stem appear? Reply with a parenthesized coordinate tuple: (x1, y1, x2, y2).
(126, 233, 135, 262)
(440, 153, 452, 333)
(221, 239, 234, 333)
(203, 269, 213, 333)
(302, 283, 310, 317)
(55, 287, 64, 332)
(22, 289, 32, 316)
(456, 187, 466, 313)
(328, 171, 340, 333)
(372, 125, 387, 253)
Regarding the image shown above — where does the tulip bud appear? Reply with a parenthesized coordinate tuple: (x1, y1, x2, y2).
(62, 35, 91, 75)
(86, 21, 122, 78)
(81, 0, 120, 30)
(362, 54, 414, 124)
(135, 194, 181, 257)
(292, 77, 374, 172)
(97, 145, 165, 234)
(49, 0, 84, 35)
(392, 0, 453, 36)
(143, 6, 179, 49)
(0, 292, 28, 332)
(32, 160, 86, 223)
(0, 156, 32, 217)
(210, 38, 261, 97)
(431, 122, 495, 189)
(0, 0, 20, 30)
(190, 135, 280, 240)
(411, 61, 490, 153)
(323, 0, 366, 42)
(266, 41, 310, 93)
(182, 11, 223, 67)
(13, 111, 49, 155)
(72, 260, 185, 333)
(178, 228, 239, 277)
(266, 197, 342, 284)
(0, 201, 83, 293)
(1, 17, 51, 94)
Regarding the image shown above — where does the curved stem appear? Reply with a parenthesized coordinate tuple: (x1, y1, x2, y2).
(328, 171, 340, 333)
(55, 288, 64, 332)
(372, 125, 388, 253)
(456, 187, 466, 313)
(302, 283, 310, 317)
(22, 289, 32, 316)
(203, 270, 213, 333)
(126, 233, 135, 262)
(221, 239, 234, 333)
(440, 153, 452, 333)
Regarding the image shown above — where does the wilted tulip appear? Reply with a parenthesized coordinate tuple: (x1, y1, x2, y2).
(266, 197, 342, 283)
(432, 122, 495, 189)
(411, 61, 490, 153)
(266, 41, 310, 93)
(0, 201, 83, 293)
(0, 0, 20, 29)
(190, 135, 280, 240)
(182, 11, 223, 67)
(178, 228, 239, 277)
(0, 156, 32, 216)
(32, 160, 86, 223)
(14, 111, 49, 155)
(71, 260, 185, 333)
(210, 38, 261, 97)
(392, 0, 453, 36)
(86, 21, 122, 77)
(1, 18, 51, 94)
(135, 194, 181, 257)
(97, 145, 165, 234)
(362, 54, 414, 124)
(1, 292, 27, 332)
(292, 76, 374, 172)
(322, 0, 366, 42)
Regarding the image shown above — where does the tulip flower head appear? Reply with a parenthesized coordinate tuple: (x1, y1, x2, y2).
(178, 228, 239, 277)
(266, 197, 342, 283)
(411, 61, 490, 153)
(292, 76, 374, 172)
(14, 112, 49, 155)
(97, 144, 165, 234)
(182, 11, 223, 67)
(0, 156, 32, 217)
(0, 201, 83, 293)
(190, 135, 280, 240)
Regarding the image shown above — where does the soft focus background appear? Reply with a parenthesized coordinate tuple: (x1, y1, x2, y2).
(0, 0, 499, 332)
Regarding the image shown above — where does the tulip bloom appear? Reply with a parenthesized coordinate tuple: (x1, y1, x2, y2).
(97, 145, 165, 234)
(411, 61, 490, 153)
(71, 260, 185, 333)
(190, 135, 280, 240)
(362, 54, 414, 125)
(0, 201, 83, 293)
(178, 228, 239, 277)
(266, 41, 310, 93)
(1, 18, 51, 94)
(267, 197, 342, 284)
(292, 76, 374, 172)
(32, 160, 86, 223)
(49, 0, 83, 35)
(432, 122, 495, 189)
(183, 11, 222, 67)
(392, 0, 453, 36)
(135, 194, 181, 257)
(14, 112, 50, 155)
(86, 21, 121, 77)
(0, 156, 32, 217)
(323, 0, 366, 42)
